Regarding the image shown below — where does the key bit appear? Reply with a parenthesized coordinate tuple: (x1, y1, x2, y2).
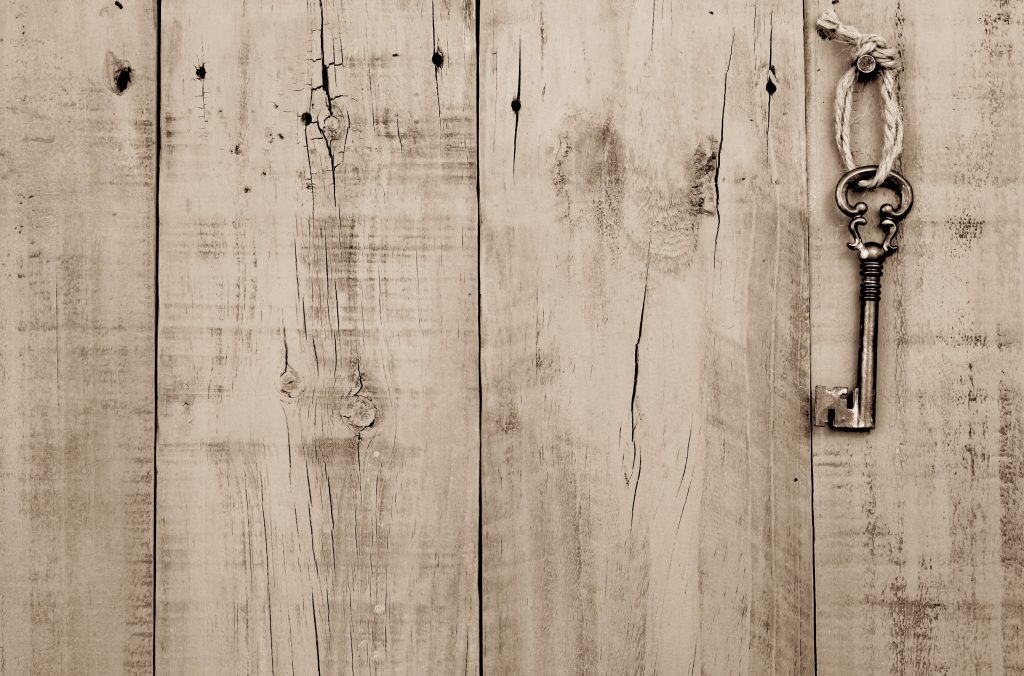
(814, 166, 913, 431)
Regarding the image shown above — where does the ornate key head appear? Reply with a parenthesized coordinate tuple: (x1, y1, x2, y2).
(835, 166, 914, 262)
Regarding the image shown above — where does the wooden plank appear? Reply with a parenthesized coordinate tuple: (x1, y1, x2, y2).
(0, 2, 156, 673)
(479, 0, 813, 672)
(156, 0, 478, 673)
(808, 1, 1024, 672)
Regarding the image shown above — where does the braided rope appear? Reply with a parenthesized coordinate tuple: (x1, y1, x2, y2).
(817, 9, 904, 189)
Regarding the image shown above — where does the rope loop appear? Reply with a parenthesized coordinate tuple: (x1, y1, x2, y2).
(817, 9, 904, 189)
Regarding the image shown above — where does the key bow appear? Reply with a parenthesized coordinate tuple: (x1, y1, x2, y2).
(836, 166, 913, 262)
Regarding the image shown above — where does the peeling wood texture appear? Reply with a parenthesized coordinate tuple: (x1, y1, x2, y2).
(0, 1, 156, 673)
(808, 1, 1024, 673)
(479, 0, 813, 673)
(156, 0, 478, 673)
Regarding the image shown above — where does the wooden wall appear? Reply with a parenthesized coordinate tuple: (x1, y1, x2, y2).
(808, 1, 1024, 673)
(156, 0, 478, 672)
(479, 0, 812, 672)
(0, 1, 156, 673)
(0, 0, 1021, 674)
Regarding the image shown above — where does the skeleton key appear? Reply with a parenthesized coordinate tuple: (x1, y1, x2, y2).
(814, 166, 913, 431)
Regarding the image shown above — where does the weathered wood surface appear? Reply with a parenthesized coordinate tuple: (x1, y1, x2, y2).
(156, 0, 478, 673)
(480, 0, 813, 672)
(0, 2, 156, 674)
(808, 1, 1024, 673)
(5, 1, 1023, 672)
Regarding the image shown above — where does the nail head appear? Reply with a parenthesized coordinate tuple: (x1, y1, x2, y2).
(856, 54, 877, 76)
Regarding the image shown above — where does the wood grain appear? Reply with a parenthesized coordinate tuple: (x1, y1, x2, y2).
(479, 0, 813, 672)
(808, 1, 1024, 673)
(156, 0, 478, 673)
(0, 1, 156, 673)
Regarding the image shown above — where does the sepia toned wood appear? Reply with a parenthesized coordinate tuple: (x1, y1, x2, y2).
(480, 0, 813, 672)
(808, 1, 1024, 673)
(0, 1, 156, 674)
(5, 1, 1019, 670)
(156, 0, 478, 673)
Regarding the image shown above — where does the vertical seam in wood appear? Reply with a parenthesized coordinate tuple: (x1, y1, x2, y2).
(153, 0, 162, 671)
(801, 0, 819, 673)
(475, 0, 484, 672)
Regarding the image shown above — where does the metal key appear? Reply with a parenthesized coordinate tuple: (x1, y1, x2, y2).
(814, 166, 913, 431)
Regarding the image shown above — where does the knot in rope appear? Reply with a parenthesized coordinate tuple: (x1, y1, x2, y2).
(817, 9, 904, 188)
(817, 9, 901, 71)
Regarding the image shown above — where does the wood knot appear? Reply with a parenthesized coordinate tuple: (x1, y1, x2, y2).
(105, 52, 133, 95)
(322, 115, 342, 141)
(342, 394, 376, 429)
(278, 367, 303, 399)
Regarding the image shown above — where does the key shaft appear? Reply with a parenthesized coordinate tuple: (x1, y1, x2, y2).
(856, 260, 882, 429)
(813, 256, 885, 430)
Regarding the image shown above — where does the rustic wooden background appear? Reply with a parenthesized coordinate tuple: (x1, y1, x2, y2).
(0, 0, 1020, 674)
